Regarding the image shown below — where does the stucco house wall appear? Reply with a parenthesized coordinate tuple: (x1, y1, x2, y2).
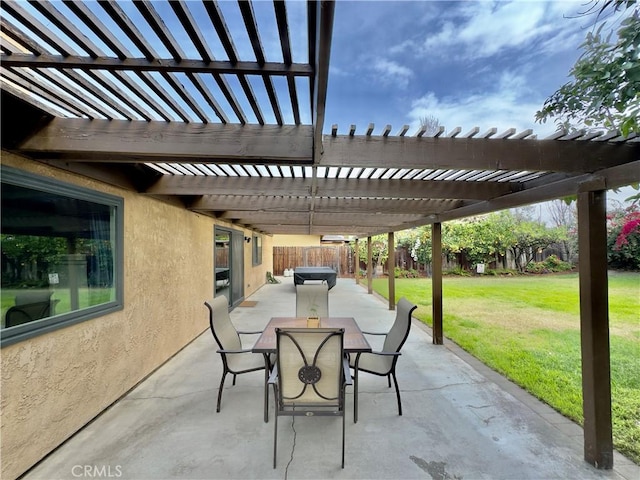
(244, 233, 274, 292)
(272, 234, 321, 246)
(0, 152, 271, 479)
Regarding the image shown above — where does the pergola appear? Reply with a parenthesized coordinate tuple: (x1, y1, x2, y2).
(1, 0, 638, 470)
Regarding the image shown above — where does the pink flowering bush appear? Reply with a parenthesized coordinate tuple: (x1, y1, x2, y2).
(607, 206, 640, 270)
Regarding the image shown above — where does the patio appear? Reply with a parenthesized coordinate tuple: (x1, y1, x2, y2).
(22, 278, 637, 480)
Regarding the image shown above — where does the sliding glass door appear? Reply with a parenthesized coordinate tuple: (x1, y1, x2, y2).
(214, 227, 244, 307)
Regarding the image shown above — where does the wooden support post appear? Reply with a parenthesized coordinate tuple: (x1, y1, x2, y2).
(432, 223, 443, 345)
(388, 231, 395, 310)
(355, 238, 360, 284)
(578, 190, 613, 469)
(367, 236, 373, 294)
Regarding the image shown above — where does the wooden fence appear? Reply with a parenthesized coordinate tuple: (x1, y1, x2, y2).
(272, 246, 356, 276)
(273, 245, 433, 277)
(273, 245, 429, 277)
(272, 245, 549, 277)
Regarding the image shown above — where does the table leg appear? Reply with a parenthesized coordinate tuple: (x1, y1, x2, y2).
(354, 353, 361, 423)
(263, 353, 270, 423)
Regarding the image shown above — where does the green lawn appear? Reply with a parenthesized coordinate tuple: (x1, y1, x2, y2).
(1, 287, 114, 325)
(368, 272, 640, 464)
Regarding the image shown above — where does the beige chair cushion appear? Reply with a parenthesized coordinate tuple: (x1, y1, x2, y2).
(349, 297, 415, 374)
(277, 328, 343, 405)
(295, 284, 329, 317)
(208, 296, 265, 371)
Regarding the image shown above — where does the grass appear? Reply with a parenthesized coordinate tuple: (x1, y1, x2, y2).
(368, 272, 640, 464)
(1, 287, 114, 324)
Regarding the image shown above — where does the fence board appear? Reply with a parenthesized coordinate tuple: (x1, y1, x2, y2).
(273, 246, 355, 276)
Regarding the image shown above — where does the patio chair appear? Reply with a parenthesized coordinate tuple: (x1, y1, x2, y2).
(350, 297, 417, 416)
(5, 299, 60, 328)
(295, 284, 329, 317)
(269, 327, 351, 468)
(205, 297, 267, 413)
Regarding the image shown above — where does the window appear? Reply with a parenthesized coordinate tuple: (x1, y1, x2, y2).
(1, 166, 123, 347)
(252, 235, 262, 266)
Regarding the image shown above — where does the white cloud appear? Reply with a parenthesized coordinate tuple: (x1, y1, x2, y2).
(329, 65, 351, 77)
(372, 58, 414, 88)
(422, 1, 583, 59)
(408, 71, 557, 137)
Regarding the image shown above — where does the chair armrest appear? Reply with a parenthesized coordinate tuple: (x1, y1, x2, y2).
(342, 355, 353, 386)
(369, 350, 401, 357)
(216, 348, 254, 354)
(267, 364, 278, 385)
(237, 330, 263, 335)
(361, 331, 387, 336)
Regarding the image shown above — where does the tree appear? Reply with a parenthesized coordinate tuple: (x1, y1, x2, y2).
(441, 213, 514, 270)
(396, 227, 432, 271)
(536, 1, 640, 135)
(546, 200, 578, 262)
(1, 234, 67, 287)
(507, 220, 566, 273)
(419, 114, 440, 135)
(440, 211, 567, 273)
(354, 234, 388, 270)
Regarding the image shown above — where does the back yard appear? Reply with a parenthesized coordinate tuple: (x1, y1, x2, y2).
(369, 272, 640, 464)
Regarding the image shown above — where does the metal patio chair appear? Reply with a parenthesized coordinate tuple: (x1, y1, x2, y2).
(295, 283, 329, 317)
(5, 298, 60, 328)
(205, 296, 267, 413)
(269, 327, 351, 468)
(350, 297, 417, 416)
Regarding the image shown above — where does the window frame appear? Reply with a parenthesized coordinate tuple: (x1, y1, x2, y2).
(1, 166, 124, 348)
(252, 234, 262, 266)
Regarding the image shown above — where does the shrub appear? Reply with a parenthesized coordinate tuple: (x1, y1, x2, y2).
(608, 207, 640, 271)
(543, 255, 573, 271)
(444, 266, 471, 276)
(526, 255, 573, 274)
(394, 267, 421, 278)
(484, 268, 517, 276)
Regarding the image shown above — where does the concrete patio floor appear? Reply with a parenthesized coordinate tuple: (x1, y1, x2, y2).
(23, 277, 638, 480)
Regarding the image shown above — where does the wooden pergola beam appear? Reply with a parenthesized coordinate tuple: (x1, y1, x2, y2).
(147, 176, 311, 196)
(312, 1, 335, 165)
(190, 195, 462, 214)
(321, 135, 638, 173)
(147, 174, 515, 200)
(315, 177, 516, 200)
(434, 161, 640, 224)
(218, 211, 425, 226)
(18, 118, 314, 163)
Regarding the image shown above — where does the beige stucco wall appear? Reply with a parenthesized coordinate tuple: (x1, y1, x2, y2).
(243, 233, 273, 293)
(272, 234, 321, 246)
(0, 153, 271, 479)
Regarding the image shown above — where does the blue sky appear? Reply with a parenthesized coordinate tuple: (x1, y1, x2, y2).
(325, 0, 591, 137)
(324, 0, 637, 205)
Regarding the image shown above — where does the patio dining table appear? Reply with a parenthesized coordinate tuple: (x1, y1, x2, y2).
(252, 316, 372, 423)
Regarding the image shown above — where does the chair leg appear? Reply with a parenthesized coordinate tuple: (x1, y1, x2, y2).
(232, 373, 237, 386)
(387, 374, 391, 388)
(273, 396, 278, 468)
(217, 370, 228, 413)
(341, 411, 345, 468)
(391, 370, 402, 416)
